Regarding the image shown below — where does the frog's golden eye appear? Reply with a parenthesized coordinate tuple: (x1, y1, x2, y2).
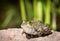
(28, 21, 33, 25)
(29, 21, 31, 24)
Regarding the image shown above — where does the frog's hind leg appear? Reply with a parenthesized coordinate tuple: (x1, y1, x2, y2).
(26, 34, 32, 39)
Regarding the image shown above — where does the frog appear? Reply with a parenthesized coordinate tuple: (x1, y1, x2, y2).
(21, 20, 52, 39)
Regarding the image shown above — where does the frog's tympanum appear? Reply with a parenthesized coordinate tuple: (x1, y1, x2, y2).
(21, 20, 52, 39)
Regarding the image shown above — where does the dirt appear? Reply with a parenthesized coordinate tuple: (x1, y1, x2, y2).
(0, 28, 60, 41)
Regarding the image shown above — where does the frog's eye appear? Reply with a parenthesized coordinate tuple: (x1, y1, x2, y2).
(28, 21, 33, 25)
(29, 21, 32, 24)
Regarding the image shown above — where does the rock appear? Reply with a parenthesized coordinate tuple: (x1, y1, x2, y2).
(0, 28, 60, 41)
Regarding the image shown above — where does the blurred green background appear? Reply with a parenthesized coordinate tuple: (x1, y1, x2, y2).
(0, 0, 60, 31)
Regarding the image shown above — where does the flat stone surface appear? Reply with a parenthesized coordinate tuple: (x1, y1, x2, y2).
(0, 28, 60, 41)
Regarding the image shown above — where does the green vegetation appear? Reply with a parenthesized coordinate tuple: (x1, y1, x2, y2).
(0, 0, 60, 31)
(33, 0, 42, 21)
(20, 0, 26, 21)
(44, 0, 51, 24)
(25, 0, 33, 21)
(33, 0, 37, 20)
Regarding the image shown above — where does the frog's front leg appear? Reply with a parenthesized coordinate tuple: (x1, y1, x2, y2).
(22, 31, 26, 37)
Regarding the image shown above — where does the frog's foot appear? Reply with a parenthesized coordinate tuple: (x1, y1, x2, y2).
(22, 32, 26, 37)
(42, 30, 52, 36)
(26, 34, 38, 39)
(22, 31, 25, 35)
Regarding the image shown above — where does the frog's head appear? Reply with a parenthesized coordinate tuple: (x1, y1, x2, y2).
(21, 21, 33, 29)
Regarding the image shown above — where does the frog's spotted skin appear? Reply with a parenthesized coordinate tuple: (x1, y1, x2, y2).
(21, 20, 51, 37)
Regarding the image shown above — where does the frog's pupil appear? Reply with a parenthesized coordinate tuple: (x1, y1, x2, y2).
(29, 21, 32, 24)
